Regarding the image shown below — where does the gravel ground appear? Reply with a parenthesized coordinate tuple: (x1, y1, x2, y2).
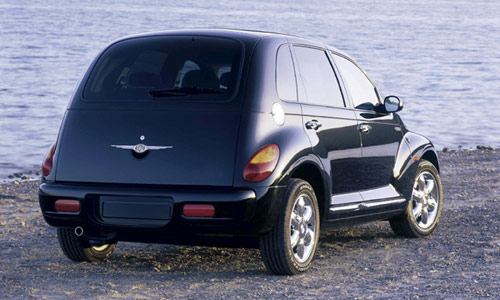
(0, 150, 499, 299)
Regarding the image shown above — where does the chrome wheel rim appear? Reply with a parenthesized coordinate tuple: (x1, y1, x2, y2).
(411, 171, 439, 229)
(92, 244, 109, 252)
(290, 194, 316, 264)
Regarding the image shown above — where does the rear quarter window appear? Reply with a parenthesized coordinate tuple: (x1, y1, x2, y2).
(83, 36, 243, 101)
(276, 44, 297, 101)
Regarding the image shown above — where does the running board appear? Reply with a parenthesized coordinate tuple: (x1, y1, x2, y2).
(329, 198, 406, 213)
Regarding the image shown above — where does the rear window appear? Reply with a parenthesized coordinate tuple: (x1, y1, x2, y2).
(83, 36, 243, 101)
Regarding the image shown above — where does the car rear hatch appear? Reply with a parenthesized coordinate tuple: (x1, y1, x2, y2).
(54, 34, 247, 186)
(55, 106, 241, 186)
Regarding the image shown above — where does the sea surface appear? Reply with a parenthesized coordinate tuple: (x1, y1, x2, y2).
(0, 0, 499, 178)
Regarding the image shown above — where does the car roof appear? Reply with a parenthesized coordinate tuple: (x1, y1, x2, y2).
(116, 28, 348, 56)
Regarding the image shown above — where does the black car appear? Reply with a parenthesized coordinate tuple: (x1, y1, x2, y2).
(39, 29, 443, 275)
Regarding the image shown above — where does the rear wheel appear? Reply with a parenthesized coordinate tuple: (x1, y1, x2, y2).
(57, 228, 116, 262)
(259, 179, 320, 275)
(390, 160, 443, 237)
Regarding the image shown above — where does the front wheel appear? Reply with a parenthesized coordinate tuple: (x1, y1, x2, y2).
(57, 228, 116, 262)
(259, 179, 320, 275)
(390, 160, 443, 237)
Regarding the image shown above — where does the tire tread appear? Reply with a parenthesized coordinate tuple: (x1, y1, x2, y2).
(389, 160, 442, 238)
(57, 228, 116, 262)
(259, 179, 319, 275)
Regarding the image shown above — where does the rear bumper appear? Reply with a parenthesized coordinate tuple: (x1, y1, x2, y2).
(39, 182, 285, 245)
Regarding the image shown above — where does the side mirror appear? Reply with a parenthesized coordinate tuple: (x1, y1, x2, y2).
(384, 96, 403, 113)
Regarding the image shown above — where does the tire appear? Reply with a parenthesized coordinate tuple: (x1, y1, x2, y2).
(57, 228, 116, 262)
(390, 160, 443, 238)
(259, 179, 320, 275)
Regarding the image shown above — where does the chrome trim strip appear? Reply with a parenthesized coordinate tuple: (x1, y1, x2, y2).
(331, 185, 402, 205)
(359, 185, 401, 201)
(329, 204, 360, 212)
(362, 198, 406, 208)
(330, 192, 363, 205)
(329, 198, 406, 213)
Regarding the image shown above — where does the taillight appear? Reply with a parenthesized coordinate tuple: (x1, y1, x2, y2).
(243, 144, 280, 182)
(42, 144, 56, 176)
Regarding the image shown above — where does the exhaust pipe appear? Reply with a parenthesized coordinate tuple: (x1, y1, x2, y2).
(74, 226, 84, 237)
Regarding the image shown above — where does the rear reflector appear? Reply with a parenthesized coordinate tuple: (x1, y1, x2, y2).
(55, 199, 80, 213)
(183, 204, 215, 217)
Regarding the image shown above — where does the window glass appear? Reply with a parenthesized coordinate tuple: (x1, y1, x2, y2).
(83, 36, 242, 101)
(333, 55, 379, 109)
(276, 45, 297, 101)
(293, 46, 344, 107)
(175, 60, 201, 87)
(129, 50, 167, 75)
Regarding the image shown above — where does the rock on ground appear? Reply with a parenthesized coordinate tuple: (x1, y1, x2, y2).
(0, 150, 499, 299)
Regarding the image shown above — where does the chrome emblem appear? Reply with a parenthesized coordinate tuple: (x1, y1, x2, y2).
(134, 144, 146, 153)
(111, 144, 173, 153)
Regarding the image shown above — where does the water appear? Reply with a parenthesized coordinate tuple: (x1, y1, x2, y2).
(1, 0, 499, 178)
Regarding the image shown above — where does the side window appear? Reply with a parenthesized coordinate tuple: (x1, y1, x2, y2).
(276, 45, 297, 101)
(333, 55, 379, 109)
(293, 46, 344, 107)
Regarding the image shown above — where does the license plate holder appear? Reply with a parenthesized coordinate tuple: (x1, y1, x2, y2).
(99, 196, 173, 227)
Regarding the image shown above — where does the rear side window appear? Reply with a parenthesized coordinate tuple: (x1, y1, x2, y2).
(293, 46, 344, 107)
(276, 45, 297, 101)
(332, 54, 379, 109)
(83, 36, 243, 101)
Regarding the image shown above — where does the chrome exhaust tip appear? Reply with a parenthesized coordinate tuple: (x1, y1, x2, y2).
(74, 226, 84, 237)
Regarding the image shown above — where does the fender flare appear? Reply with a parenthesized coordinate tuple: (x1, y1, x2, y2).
(392, 132, 440, 201)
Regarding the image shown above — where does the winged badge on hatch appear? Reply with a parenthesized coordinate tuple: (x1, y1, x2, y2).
(110, 144, 173, 154)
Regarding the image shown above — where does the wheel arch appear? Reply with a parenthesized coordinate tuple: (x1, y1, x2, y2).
(393, 132, 440, 201)
(286, 157, 329, 222)
(421, 150, 440, 173)
(395, 132, 440, 179)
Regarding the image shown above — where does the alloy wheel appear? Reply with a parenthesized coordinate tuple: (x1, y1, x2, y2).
(289, 194, 317, 263)
(411, 171, 439, 229)
(92, 244, 110, 252)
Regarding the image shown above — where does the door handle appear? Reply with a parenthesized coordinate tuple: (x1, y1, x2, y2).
(305, 120, 322, 130)
(359, 124, 372, 134)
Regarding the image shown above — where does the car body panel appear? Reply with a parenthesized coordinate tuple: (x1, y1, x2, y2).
(354, 110, 404, 191)
(40, 181, 286, 239)
(39, 29, 439, 246)
(55, 106, 242, 186)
